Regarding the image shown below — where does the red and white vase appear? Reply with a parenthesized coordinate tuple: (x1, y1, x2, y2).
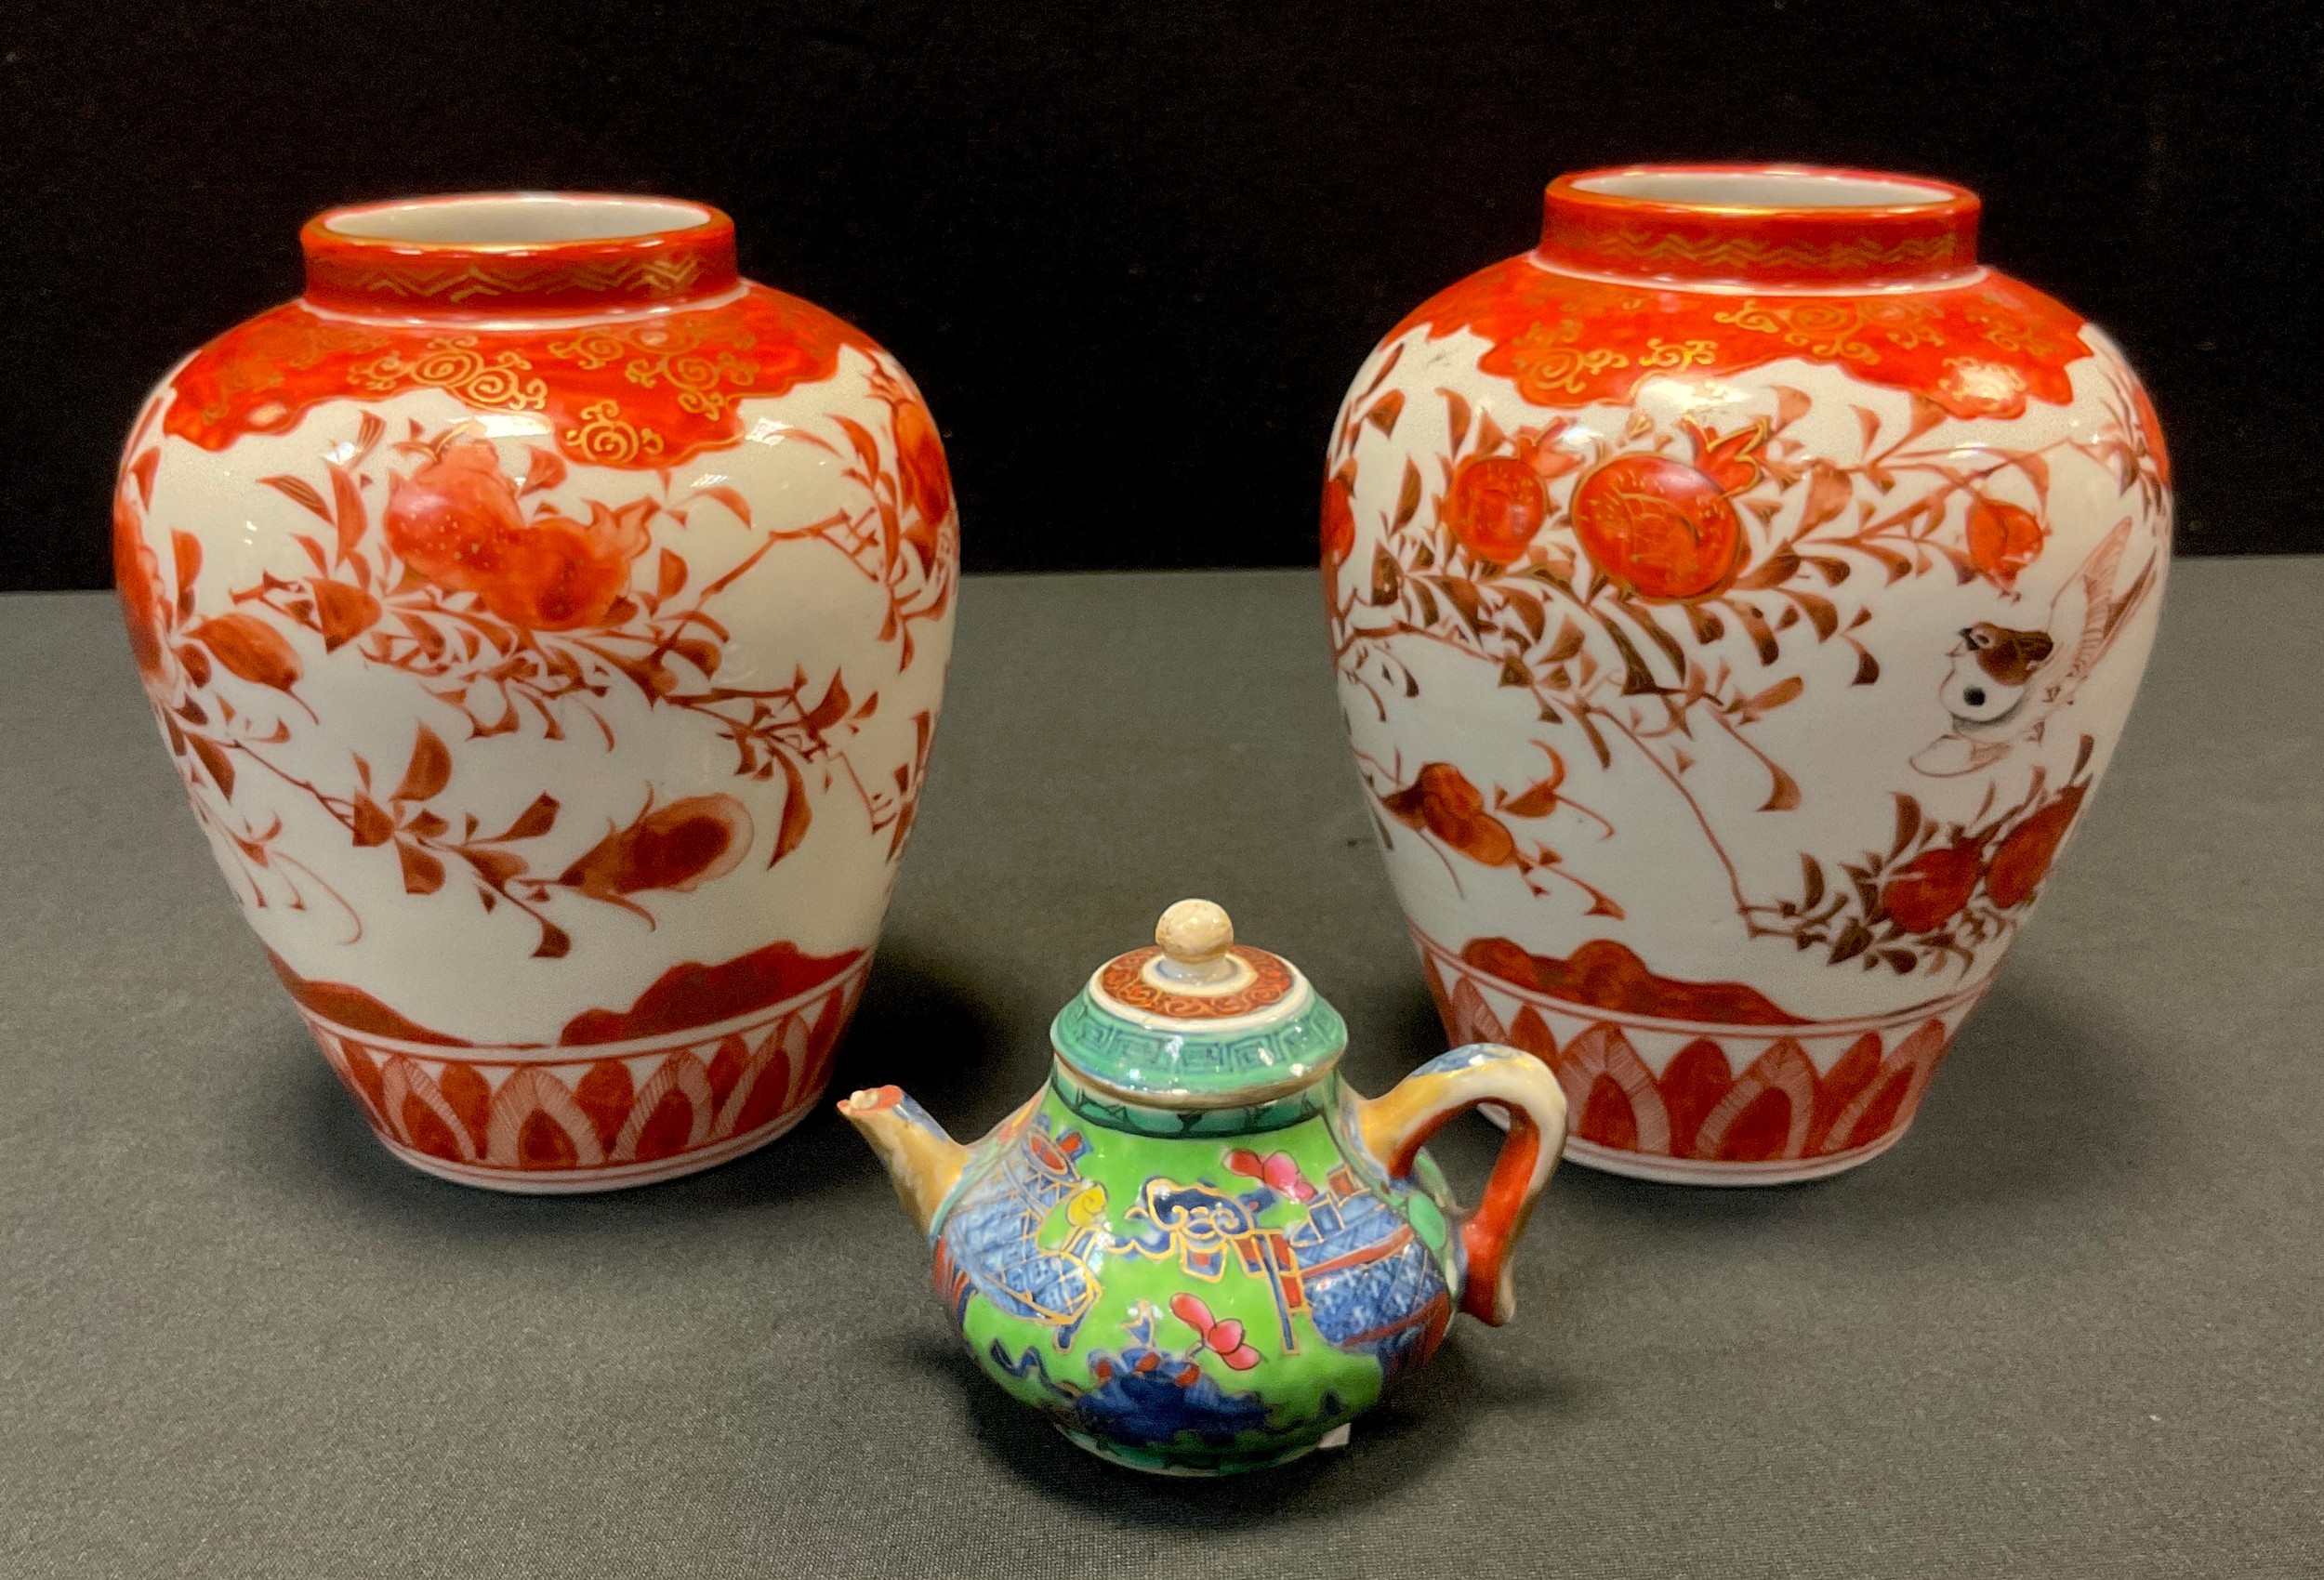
(115, 193, 957, 1192)
(1326, 165, 2169, 1184)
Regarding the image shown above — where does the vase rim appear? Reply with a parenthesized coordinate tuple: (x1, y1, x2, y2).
(1538, 163, 1981, 288)
(300, 191, 741, 318)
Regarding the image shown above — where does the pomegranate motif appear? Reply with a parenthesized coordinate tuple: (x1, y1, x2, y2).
(1966, 497, 2047, 591)
(385, 441, 653, 632)
(1987, 785, 2085, 909)
(891, 398, 952, 573)
(1568, 453, 1743, 600)
(1445, 454, 1548, 564)
(1881, 839, 1985, 934)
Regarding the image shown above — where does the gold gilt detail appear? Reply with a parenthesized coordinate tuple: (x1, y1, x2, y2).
(545, 323, 760, 419)
(198, 319, 390, 423)
(561, 400, 665, 466)
(1502, 319, 1632, 400)
(351, 337, 549, 409)
(1711, 298, 1951, 365)
(1576, 228, 1965, 270)
(1636, 336, 1719, 370)
(311, 254, 707, 305)
(1961, 300, 2070, 361)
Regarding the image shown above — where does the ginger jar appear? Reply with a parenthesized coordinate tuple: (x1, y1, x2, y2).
(1325, 165, 2169, 1184)
(114, 193, 957, 1191)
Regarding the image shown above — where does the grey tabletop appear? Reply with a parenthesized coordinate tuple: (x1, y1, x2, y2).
(3, 560, 2320, 1579)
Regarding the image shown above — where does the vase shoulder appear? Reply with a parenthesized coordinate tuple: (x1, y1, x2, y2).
(1387, 250, 2100, 428)
(162, 281, 895, 473)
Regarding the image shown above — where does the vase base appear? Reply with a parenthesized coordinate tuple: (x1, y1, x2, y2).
(366, 1097, 820, 1193)
(1477, 1092, 1919, 1184)
(1557, 1124, 1912, 1186)
(1051, 1421, 1336, 1476)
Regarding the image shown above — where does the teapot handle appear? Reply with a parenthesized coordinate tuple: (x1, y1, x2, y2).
(1355, 1044, 1568, 1326)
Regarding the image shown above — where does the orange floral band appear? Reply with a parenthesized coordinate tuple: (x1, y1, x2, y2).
(163, 285, 877, 471)
(1392, 254, 2090, 420)
(1099, 946, 1298, 1020)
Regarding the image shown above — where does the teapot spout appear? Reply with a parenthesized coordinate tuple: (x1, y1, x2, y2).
(837, 1086, 970, 1236)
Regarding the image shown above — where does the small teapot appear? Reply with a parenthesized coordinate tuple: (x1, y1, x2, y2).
(840, 900, 1569, 1475)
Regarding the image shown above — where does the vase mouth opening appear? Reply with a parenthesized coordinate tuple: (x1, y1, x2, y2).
(300, 191, 741, 318)
(1539, 163, 1980, 288)
(320, 193, 719, 245)
(1568, 168, 1961, 211)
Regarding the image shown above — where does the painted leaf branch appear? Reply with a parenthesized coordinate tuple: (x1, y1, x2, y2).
(1744, 735, 2097, 975)
(1325, 372, 2089, 968)
(225, 410, 940, 856)
(115, 389, 951, 960)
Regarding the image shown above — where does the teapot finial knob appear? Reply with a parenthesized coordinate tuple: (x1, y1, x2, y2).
(1155, 899, 1235, 982)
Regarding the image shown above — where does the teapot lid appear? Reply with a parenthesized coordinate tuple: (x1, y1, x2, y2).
(1050, 900, 1348, 1109)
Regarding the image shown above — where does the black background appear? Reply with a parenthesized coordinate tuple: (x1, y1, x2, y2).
(1, 0, 2317, 591)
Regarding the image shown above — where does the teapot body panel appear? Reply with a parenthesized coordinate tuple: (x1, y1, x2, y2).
(929, 1074, 1461, 1473)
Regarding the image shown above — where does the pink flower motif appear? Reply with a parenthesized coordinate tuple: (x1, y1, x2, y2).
(1223, 1148, 1316, 1202)
(1169, 1294, 1261, 1371)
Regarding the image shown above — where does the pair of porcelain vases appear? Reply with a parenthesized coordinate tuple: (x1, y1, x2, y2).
(116, 169, 2170, 1473)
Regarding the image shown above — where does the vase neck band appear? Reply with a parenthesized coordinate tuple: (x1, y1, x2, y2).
(298, 192, 740, 319)
(1537, 165, 1980, 288)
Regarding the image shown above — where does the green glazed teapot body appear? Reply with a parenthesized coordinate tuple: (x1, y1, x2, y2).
(842, 901, 1568, 1475)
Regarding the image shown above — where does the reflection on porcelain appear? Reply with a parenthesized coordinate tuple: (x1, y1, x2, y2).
(115, 192, 957, 1192)
(841, 900, 1569, 1474)
(1325, 165, 2169, 1185)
